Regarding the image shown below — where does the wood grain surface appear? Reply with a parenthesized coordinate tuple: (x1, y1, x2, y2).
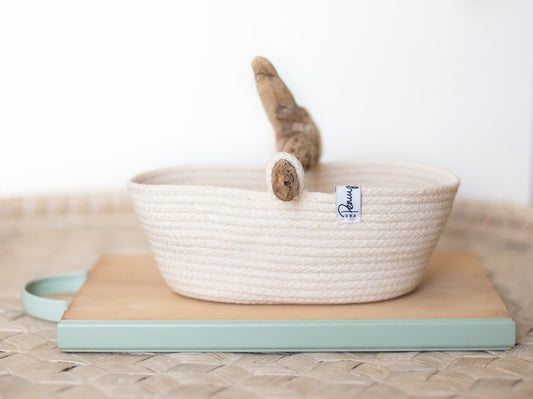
(63, 253, 510, 321)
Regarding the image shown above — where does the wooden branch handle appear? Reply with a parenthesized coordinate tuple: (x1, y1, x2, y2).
(252, 56, 322, 201)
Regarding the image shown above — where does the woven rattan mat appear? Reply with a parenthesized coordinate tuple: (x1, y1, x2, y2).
(1, 194, 532, 398)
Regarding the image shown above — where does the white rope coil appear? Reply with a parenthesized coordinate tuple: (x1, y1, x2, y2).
(128, 160, 459, 304)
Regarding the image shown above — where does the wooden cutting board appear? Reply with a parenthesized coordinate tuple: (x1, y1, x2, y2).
(56, 253, 515, 352)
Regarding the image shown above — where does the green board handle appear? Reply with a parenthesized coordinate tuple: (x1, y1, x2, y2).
(21, 271, 89, 322)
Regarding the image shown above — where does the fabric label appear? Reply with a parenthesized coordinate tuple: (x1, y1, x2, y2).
(335, 185, 361, 223)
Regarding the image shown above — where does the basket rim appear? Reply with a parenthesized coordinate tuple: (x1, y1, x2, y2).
(128, 159, 460, 199)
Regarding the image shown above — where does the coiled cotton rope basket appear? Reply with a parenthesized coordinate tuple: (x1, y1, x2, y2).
(128, 159, 459, 304)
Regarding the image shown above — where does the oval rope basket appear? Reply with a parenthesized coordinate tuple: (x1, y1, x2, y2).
(128, 160, 459, 304)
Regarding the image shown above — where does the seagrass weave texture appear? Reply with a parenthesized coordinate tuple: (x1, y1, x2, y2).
(128, 160, 459, 304)
(1, 195, 533, 398)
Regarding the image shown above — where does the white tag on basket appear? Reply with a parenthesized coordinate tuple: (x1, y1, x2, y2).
(335, 185, 361, 223)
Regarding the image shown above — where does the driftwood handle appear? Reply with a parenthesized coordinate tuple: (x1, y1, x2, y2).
(252, 56, 321, 201)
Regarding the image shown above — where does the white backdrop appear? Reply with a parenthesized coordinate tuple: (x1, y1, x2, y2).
(1, 1, 532, 204)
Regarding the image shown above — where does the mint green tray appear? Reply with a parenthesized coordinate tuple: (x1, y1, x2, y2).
(21, 255, 516, 352)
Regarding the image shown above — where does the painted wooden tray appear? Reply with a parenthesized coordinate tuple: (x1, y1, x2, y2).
(22, 253, 515, 352)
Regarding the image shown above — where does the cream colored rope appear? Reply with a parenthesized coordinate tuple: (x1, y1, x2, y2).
(128, 160, 459, 304)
